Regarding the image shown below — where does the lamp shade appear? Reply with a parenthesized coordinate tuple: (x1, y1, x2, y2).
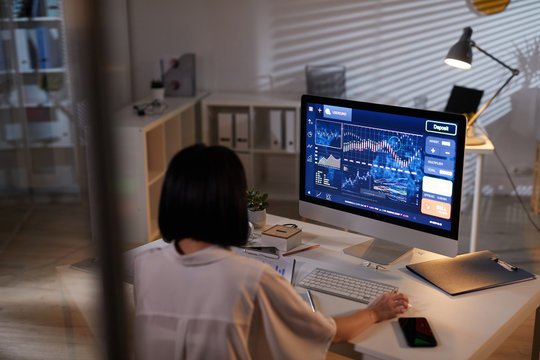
(445, 27, 473, 70)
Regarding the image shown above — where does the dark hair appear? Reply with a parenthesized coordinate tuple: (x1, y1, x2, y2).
(158, 144, 248, 247)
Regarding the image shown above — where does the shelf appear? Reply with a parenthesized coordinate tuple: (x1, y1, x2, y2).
(114, 93, 205, 243)
(0, 1, 80, 195)
(251, 149, 297, 155)
(12, 17, 62, 22)
(20, 67, 66, 74)
(202, 92, 300, 203)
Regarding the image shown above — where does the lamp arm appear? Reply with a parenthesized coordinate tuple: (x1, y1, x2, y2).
(467, 71, 517, 127)
(466, 41, 520, 128)
(471, 42, 520, 75)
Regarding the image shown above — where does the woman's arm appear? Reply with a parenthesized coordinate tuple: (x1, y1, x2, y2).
(332, 292, 408, 344)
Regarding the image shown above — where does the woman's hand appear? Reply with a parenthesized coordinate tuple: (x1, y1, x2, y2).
(367, 292, 409, 322)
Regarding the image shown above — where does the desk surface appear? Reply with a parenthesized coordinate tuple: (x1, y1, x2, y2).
(264, 214, 540, 360)
(121, 213, 540, 360)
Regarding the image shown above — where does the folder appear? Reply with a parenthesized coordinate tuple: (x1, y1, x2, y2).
(234, 113, 249, 151)
(15, 29, 32, 72)
(284, 110, 295, 152)
(406, 250, 536, 295)
(269, 110, 282, 150)
(217, 112, 233, 148)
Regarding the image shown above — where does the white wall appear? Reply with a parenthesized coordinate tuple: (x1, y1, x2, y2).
(127, 0, 540, 196)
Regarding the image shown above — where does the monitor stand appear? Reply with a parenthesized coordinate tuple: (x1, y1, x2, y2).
(343, 239, 411, 265)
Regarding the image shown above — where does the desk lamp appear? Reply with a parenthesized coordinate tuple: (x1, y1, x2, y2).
(444, 27, 519, 145)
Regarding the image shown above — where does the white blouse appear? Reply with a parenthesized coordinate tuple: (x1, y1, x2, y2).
(134, 244, 336, 359)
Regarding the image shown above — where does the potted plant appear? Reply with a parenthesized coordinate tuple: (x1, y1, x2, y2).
(150, 79, 165, 102)
(247, 188, 268, 228)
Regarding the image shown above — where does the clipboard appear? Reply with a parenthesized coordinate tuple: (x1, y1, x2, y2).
(406, 250, 536, 295)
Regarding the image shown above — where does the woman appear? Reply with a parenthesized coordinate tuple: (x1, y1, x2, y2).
(134, 144, 408, 359)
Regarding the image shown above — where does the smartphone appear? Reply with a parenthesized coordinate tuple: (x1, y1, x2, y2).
(398, 317, 437, 347)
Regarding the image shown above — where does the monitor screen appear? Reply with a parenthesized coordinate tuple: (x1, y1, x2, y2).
(299, 95, 466, 260)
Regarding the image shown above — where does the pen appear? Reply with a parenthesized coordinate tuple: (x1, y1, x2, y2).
(282, 244, 320, 257)
(306, 290, 316, 312)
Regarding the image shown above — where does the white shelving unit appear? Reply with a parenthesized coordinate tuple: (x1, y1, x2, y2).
(0, 0, 79, 193)
(114, 93, 207, 243)
(201, 92, 301, 201)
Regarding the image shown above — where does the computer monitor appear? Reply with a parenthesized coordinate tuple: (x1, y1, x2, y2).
(299, 95, 466, 264)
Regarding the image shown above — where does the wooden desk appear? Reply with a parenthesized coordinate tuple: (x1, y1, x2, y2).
(465, 133, 495, 253)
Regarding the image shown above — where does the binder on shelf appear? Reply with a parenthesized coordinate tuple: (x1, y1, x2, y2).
(0, 34, 6, 72)
(15, 29, 32, 72)
(47, 28, 62, 68)
(31, 0, 46, 17)
(45, 0, 61, 17)
(55, 107, 72, 146)
(234, 113, 249, 151)
(35, 26, 53, 69)
(217, 112, 233, 148)
(269, 110, 282, 150)
(406, 250, 536, 296)
(284, 110, 295, 152)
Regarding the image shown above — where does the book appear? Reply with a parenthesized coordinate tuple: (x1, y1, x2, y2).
(406, 250, 536, 295)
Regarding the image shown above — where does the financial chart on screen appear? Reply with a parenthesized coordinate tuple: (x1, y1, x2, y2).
(304, 102, 460, 232)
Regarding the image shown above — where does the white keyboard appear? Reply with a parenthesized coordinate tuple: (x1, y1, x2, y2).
(298, 268, 397, 304)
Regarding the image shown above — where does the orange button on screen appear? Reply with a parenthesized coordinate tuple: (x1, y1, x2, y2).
(421, 198, 451, 219)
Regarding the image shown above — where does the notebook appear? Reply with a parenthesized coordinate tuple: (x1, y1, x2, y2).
(406, 250, 536, 295)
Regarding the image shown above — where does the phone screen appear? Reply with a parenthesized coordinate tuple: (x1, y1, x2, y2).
(398, 317, 437, 347)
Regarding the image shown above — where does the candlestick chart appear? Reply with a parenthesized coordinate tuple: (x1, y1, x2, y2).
(340, 124, 424, 205)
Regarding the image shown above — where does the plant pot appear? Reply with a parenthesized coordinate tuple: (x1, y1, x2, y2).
(248, 209, 266, 229)
(152, 87, 165, 102)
